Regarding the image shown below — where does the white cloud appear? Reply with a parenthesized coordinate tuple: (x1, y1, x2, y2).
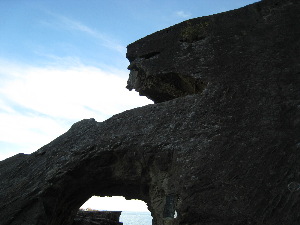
(0, 152, 21, 161)
(0, 58, 153, 212)
(0, 59, 152, 159)
(175, 11, 192, 18)
(0, 112, 66, 146)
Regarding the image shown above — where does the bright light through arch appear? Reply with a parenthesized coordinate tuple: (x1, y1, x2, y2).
(80, 196, 150, 212)
(80, 196, 152, 225)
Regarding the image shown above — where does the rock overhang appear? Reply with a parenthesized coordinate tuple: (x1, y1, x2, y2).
(126, 0, 299, 103)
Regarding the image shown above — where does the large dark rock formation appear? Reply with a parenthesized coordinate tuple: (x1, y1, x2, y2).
(0, 0, 299, 224)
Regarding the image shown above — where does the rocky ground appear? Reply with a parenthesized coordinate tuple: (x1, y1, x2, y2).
(73, 210, 122, 225)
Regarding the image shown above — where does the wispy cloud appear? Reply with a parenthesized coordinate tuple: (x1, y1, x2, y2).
(0, 59, 152, 158)
(43, 12, 126, 54)
(175, 11, 192, 18)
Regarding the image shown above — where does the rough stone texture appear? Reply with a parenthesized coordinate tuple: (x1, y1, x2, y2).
(73, 211, 122, 225)
(0, 0, 299, 225)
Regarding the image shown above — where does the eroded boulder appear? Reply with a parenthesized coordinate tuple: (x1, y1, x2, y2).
(0, 0, 299, 224)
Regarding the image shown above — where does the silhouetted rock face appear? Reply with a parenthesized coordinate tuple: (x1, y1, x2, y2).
(127, 0, 300, 104)
(0, 0, 299, 225)
(73, 211, 122, 225)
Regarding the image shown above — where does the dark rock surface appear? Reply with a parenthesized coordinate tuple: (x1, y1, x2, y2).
(0, 0, 299, 224)
(73, 211, 122, 225)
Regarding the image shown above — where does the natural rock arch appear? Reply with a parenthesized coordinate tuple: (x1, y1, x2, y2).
(0, 0, 300, 224)
(0, 112, 181, 225)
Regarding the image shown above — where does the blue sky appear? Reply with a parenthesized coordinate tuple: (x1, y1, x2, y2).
(0, 0, 259, 211)
(0, 0, 260, 70)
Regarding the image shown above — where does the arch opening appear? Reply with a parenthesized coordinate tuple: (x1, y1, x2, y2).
(78, 196, 153, 225)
